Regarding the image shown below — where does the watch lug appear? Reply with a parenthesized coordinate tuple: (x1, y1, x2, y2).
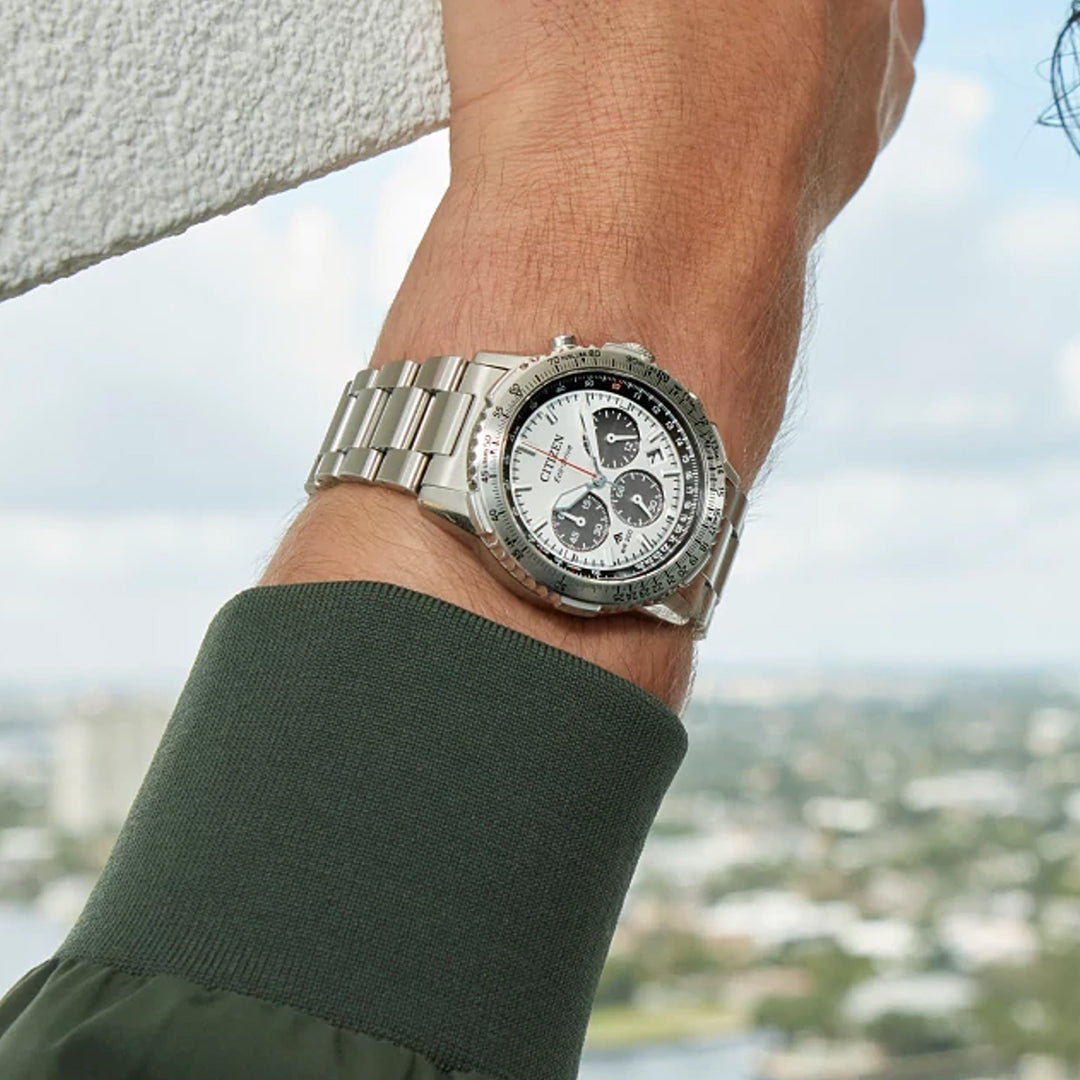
(604, 341, 656, 365)
(639, 595, 694, 627)
(418, 485, 476, 535)
(472, 351, 530, 371)
(559, 596, 603, 616)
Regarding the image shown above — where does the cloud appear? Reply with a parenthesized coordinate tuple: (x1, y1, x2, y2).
(0, 511, 279, 683)
(705, 462, 1080, 668)
(920, 393, 1017, 432)
(368, 131, 450, 307)
(857, 69, 991, 214)
(1061, 339, 1080, 421)
(0, 132, 455, 517)
(800, 70, 1080, 479)
(984, 196, 1080, 273)
(0, 199, 366, 513)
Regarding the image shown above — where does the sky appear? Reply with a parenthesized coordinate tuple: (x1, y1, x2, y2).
(0, 3, 1078, 685)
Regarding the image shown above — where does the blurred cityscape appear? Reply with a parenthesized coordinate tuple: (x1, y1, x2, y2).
(3, 672, 1080, 1079)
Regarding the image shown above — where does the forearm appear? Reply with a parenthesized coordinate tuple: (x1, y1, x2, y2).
(264, 23, 813, 708)
(263, 204, 807, 705)
(264, 0, 920, 707)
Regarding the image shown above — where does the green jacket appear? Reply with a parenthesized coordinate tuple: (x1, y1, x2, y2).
(0, 583, 683, 1080)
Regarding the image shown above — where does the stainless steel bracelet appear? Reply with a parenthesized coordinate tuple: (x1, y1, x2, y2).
(690, 467, 747, 635)
(307, 351, 746, 634)
(306, 352, 519, 500)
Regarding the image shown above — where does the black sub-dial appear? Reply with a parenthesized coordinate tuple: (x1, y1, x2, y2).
(611, 470, 664, 528)
(593, 408, 640, 469)
(550, 492, 610, 552)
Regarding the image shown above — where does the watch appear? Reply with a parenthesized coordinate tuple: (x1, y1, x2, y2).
(306, 335, 747, 637)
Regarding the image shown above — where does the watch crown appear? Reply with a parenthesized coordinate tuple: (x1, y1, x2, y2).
(550, 334, 577, 351)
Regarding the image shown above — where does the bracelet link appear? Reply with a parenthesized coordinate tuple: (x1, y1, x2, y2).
(306, 352, 506, 498)
(370, 386, 428, 450)
(339, 446, 383, 483)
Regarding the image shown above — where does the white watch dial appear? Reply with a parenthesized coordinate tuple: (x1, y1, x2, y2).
(503, 372, 704, 581)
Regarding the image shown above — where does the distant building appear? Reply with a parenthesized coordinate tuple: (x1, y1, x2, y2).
(1041, 897, 1080, 942)
(939, 911, 1038, 968)
(702, 889, 858, 950)
(863, 869, 932, 920)
(50, 694, 169, 835)
(902, 769, 1026, 817)
(836, 919, 919, 965)
(636, 823, 807, 891)
(803, 797, 881, 835)
(1061, 788, 1080, 826)
(35, 875, 98, 926)
(844, 972, 975, 1024)
(722, 966, 813, 1012)
(970, 850, 1039, 889)
(1026, 707, 1078, 758)
(0, 826, 54, 877)
(756, 1038, 885, 1080)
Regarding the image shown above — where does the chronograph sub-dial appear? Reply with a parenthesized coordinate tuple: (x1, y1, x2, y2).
(593, 408, 640, 469)
(611, 470, 664, 528)
(551, 492, 610, 552)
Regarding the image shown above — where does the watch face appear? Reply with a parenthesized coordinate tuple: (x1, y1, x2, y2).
(470, 345, 727, 611)
(502, 372, 703, 580)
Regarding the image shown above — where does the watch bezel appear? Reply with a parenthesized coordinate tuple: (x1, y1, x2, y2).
(467, 344, 728, 613)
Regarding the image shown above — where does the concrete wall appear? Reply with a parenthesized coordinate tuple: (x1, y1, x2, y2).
(0, 0, 449, 301)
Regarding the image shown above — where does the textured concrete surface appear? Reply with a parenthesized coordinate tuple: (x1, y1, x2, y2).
(0, 0, 448, 301)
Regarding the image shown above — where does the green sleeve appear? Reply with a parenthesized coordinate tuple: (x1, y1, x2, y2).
(0, 582, 685, 1080)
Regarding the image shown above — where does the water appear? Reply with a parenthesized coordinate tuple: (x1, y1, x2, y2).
(1, 906, 763, 1077)
(580, 1034, 770, 1079)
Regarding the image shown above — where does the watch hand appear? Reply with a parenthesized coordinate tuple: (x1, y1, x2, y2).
(579, 407, 608, 486)
(557, 510, 587, 528)
(520, 441, 596, 479)
(553, 483, 594, 513)
(604, 433, 637, 444)
(632, 493, 650, 512)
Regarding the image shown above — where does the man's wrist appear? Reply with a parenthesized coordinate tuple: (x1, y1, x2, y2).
(264, 184, 803, 710)
(372, 175, 810, 482)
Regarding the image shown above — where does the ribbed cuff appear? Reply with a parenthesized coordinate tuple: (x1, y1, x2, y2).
(58, 582, 685, 1080)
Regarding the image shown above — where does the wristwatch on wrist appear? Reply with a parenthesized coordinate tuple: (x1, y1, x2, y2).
(306, 335, 747, 637)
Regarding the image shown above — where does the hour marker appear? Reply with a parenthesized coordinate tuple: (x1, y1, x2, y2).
(519, 445, 538, 457)
(546, 409, 558, 425)
(649, 431, 662, 443)
(515, 486, 533, 494)
(663, 472, 679, 479)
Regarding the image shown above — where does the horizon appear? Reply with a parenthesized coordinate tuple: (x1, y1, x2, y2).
(0, 663, 1076, 707)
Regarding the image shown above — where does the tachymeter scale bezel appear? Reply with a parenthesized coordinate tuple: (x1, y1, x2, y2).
(468, 345, 728, 612)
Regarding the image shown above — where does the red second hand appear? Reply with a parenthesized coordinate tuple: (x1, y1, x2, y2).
(520, 441, 596, 479)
